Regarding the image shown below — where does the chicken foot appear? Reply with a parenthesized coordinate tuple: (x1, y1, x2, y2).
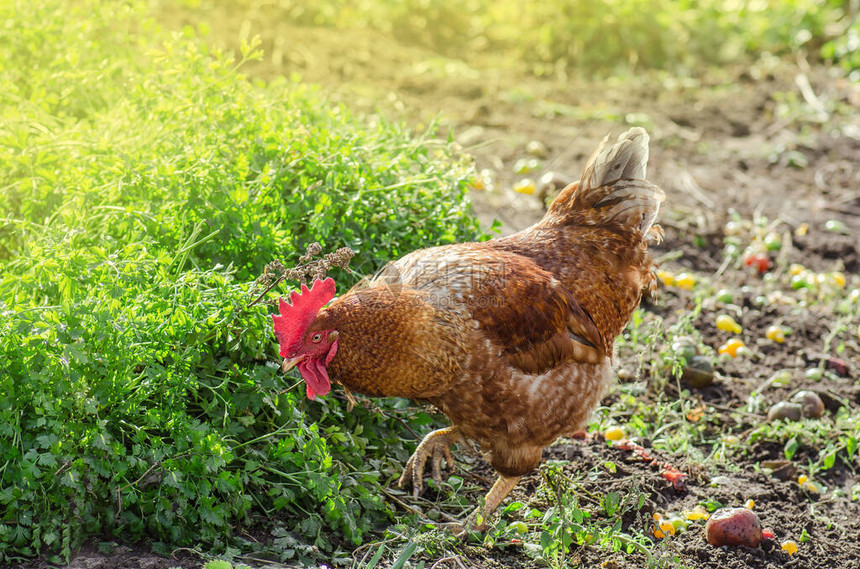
(443, 474, 522, 535)
(399, 428, 521, 533)
(398, 426, 462, 497)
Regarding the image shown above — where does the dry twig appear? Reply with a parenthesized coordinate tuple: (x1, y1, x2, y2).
(248, 242, 354, 307)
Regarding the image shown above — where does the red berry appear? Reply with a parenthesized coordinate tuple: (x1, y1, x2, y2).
(743, 252, 770, 274)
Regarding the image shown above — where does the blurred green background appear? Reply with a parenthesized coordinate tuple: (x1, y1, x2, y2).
(158, 0, 858, 78)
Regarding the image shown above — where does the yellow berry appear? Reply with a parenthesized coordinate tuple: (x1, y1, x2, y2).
(745, 499, 755, 510)
(658, 520, 676, 535)
(829, 272, 846, 288)
(653, 528, 666, 539)
(781, 540, 799, 555)
(716, 314, 742, 334)
(765, 325, 785, 343)
(513, 178, 535, 195)
(684, 506, 710, 521)
(604, 426, 625, 441)
(718, 339, 745, 357)
(797, 474, 808, 485)
(788, 263, 805, 277)
(794, 223, 808, 237)
(675, 273, 695, 290)
(657, 270, 675, 286)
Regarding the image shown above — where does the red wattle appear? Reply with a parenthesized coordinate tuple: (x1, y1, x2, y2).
(298, 357, 331, 400)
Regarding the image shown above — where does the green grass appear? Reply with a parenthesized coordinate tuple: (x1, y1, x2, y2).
(0, 0, 485, 563)
(212, 0, 854, 75)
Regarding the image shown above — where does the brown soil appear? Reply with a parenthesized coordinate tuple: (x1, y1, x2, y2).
(26, 4, 859, 569)
(11, 543, 201, 569)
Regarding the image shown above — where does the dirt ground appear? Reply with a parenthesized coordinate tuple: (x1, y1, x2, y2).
(24, 5, 860, 569)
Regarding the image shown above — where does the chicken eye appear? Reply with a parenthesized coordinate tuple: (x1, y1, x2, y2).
(311, 333, 322, 343)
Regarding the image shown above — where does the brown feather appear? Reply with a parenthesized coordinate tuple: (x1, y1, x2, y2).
(461, 251, 604, 372)
(312, 286, 468, 398)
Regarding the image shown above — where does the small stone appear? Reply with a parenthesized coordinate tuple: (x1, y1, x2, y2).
(672, 337, 700, 363)
(790, 390, 825, 418)
(825, 357, 849, 377)
(761, 460, 797, 481)
(767, 401, 803, 422)
(682, 356, 715, 388)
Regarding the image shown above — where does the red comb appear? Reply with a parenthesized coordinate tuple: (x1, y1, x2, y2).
(272, 278, 336, 357)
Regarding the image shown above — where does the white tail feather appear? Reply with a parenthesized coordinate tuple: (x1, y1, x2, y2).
(545, 128, 665, 239)
(582, 127, 649, 190)
(574, 128, 664, 238)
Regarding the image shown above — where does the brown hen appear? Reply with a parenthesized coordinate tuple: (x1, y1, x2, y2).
(273, 127, 665, 529)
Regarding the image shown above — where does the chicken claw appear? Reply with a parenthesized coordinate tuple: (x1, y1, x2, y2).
(398, 426, 462, 497)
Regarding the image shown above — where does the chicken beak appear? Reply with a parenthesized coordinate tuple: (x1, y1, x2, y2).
(282, 355, 305, 373)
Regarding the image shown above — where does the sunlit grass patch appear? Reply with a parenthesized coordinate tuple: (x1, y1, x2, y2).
(0, 0, 485, 563)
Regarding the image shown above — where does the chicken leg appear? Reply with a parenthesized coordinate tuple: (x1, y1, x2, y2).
(470, 473, 521, 529)
(440, 474, 522, 535)
(398, 426, 462, 497)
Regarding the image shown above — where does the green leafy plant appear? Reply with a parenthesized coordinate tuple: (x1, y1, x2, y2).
(534, 465, 651, 568)
(748, 407, 860, 474)
(0, 0, 486, 563)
